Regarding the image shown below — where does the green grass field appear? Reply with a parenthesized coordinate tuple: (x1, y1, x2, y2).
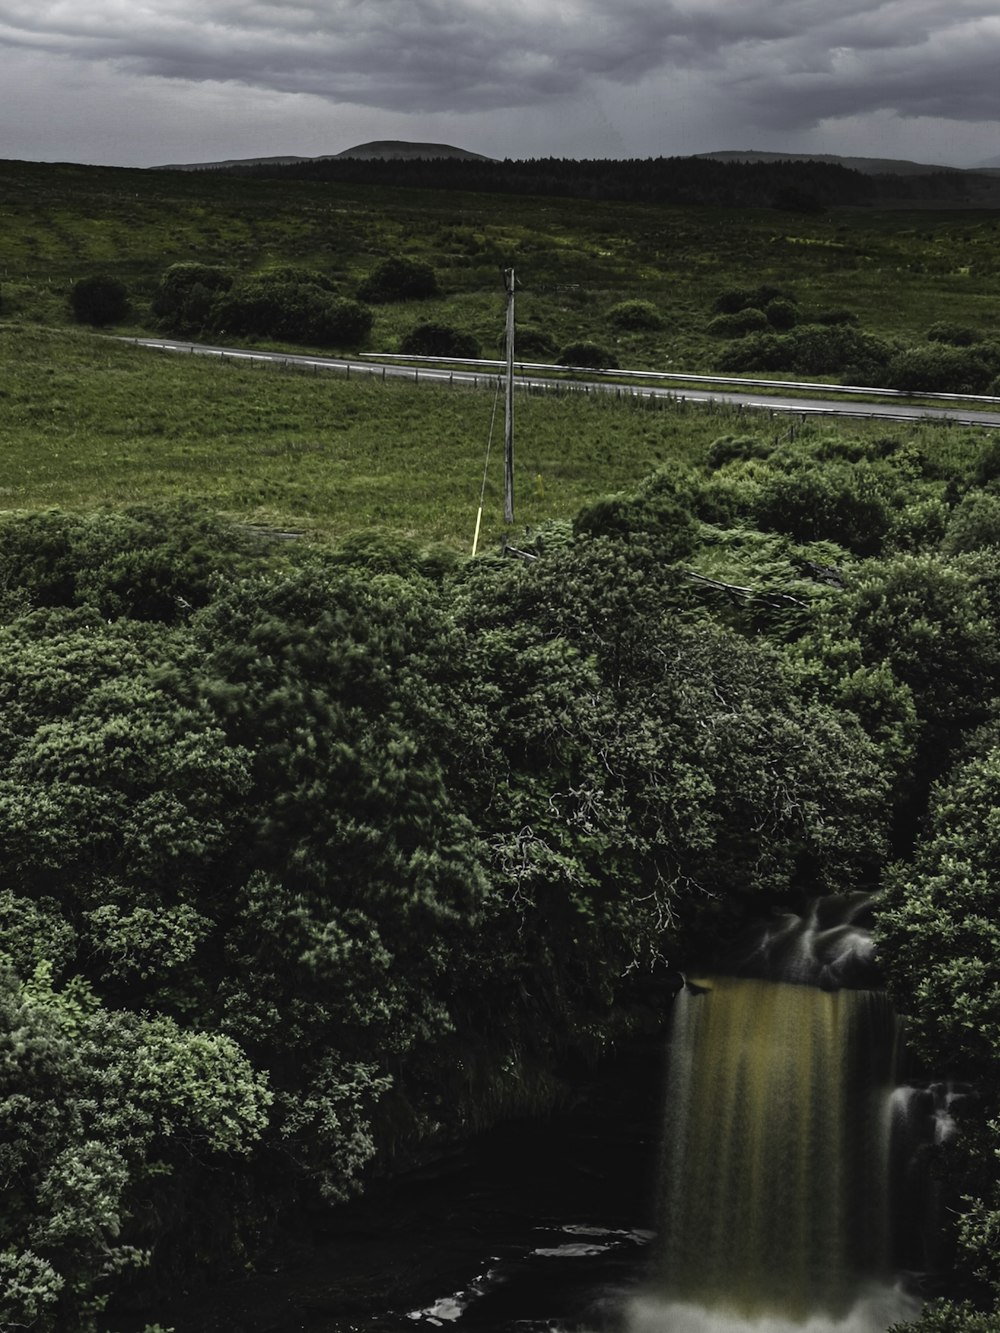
(3, 158, 1000, 545)
(1, 322, 990, 549)
(4, 158, 1000, 357)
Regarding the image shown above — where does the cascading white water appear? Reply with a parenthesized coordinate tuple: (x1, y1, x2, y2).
(631, 895, 931, 1333)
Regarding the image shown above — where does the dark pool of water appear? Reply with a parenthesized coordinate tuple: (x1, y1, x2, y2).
(127, 1066, 661, 1333)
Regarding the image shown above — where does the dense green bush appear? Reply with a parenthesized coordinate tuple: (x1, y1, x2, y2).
(765, 297, 798, 330)
(10, 412, 1000, 1324)
(212, 277, 372, 347)
(875, 702, 1000, 1332)
(706, 435, 774, 469)
(151, 262, 233, 331)
(69, 275, 129, 327)
(926, 321, 982, 346)
(0, 505, 253, 622)
(882, 344, 1000, 395)
(810, 308, 860, 326)
(398, 321, 482, 359)
(557, 340, 619, 368)
(0, 961, 270, 1332)
(0, 494, 907, 1326)
(356, 256, 439, 303)
(707, 307, 769, 338)
(711, 285, 789, 315)
(843, 553, 1000, 745)
(572, 487, 698, 553)
(712, 287, 756, 315)
(718, 323, 895, 380)
(942, 491, 1000, 554)
(752, 462, 892, 555)
(972, 437, 1000, 487)
(252, 264, 338, 292)
(606, 298, 663, 330)
(888, 496, 950, 552)
(511, 324, 557, 357)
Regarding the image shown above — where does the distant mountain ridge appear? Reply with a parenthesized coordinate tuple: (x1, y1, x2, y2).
(158, 140, 1000, 179)
(331, 140, 495, 162)
(157, 140, 495, 171)
(153, 140, 1000, 205)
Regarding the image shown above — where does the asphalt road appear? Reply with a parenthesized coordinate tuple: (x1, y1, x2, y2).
(123, 338, 1000, 430)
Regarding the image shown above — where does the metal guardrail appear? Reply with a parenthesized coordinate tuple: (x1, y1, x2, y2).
(360, 351, 1000, 408)
(118, 338, 1000, 427)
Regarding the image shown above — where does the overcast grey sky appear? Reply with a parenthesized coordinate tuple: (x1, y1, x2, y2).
(2, 0, 998, 168)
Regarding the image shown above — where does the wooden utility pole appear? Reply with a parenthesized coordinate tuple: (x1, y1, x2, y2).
(503, 267, 515, 524)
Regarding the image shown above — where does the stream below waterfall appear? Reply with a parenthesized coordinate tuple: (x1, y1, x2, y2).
(116, 1060, 661, 1332)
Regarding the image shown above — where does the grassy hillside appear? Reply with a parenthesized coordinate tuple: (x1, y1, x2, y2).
(8, 158, 1000, 1333)
(2, 322, 991, 548)
(0, 321, 778, 544)
(4, 157, 1000, 358)
(2, 157, 1000, 542)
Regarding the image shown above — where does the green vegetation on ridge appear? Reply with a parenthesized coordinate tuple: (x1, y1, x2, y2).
(3, 421, 1000, 1329)
(4, 156, 1000, 389)
(5, 157, 1000, 1332)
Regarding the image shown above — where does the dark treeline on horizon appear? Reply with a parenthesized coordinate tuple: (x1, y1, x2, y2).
(223, 154, 876, 210)
(217, 153, 1000, 210)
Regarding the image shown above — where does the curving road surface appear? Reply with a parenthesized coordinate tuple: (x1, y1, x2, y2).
(121, 338, 1000, 431)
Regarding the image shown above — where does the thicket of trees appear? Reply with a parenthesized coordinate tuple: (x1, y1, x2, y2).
(222, 152, 1000, 210)
(706, 285, 1000, 393)
(4, 423, 1000, 1328)
(69, 275, 130, 327)
(228, 154, 879, 210)
(150, 262, 374, 348)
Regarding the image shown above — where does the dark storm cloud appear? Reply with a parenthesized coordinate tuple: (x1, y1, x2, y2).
(1, 0, 997, 127)
(731, 5, 1000, 129)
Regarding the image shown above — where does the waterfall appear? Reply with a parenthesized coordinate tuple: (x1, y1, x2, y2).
(633, 896, 930, 1333)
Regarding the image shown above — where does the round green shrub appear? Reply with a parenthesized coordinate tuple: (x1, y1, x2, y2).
(765, 298, 798, 331)
(719, 324, 894, 380)
(152, 263, 233, 332)
(314, 297, 374, 347)
(712, 287, 755, 315)
(708, 308, 769, 338)
(926, 322, 982, 347)
(810, 309, 860, 327)
(606, 299, 663, 331)
(888, 498, 950, 553)
(510, 325, 557, 358)
(398, 322, 481, 359)
(212, 281, 372, 347)
(573, 491, 697, 556)
(706, 436, 773, 470)
(752, 463, 892, 555)
(69, 274, 129, 327)
(557, 341, 619, 369)
(253, 264, 337, 292)
(942, 491, 1000, 554)
(882, 345, 1000, 395)
(153, 263, 232, 314)
(357, 256, 439, 303)
(712, 285, 788, 315)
